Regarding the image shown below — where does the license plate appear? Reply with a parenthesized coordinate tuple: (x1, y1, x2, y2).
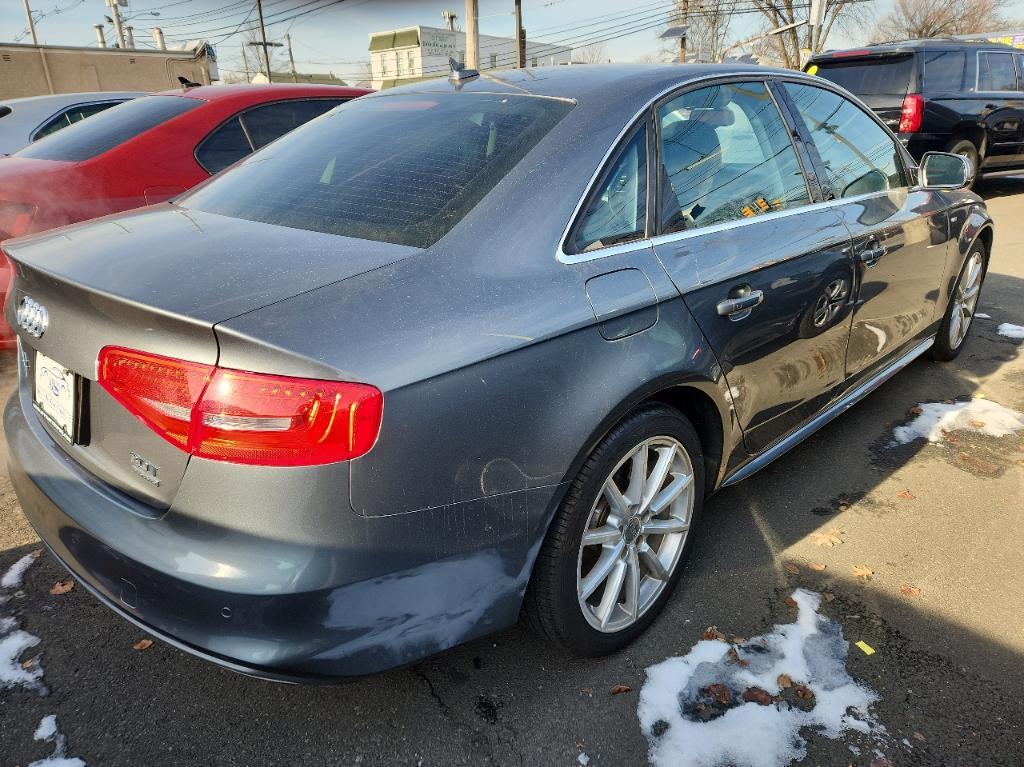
(33, 351, 77, 443)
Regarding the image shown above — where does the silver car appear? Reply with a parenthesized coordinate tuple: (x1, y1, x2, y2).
(0, 91, 142, 155)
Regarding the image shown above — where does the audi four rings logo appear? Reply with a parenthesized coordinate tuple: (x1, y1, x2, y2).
(16, 297, 48, 338)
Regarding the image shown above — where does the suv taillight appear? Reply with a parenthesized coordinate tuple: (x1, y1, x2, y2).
(898, 94, 923, 133)
(98, 346, 383, 466)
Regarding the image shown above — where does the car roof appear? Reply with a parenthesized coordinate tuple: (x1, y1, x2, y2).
(383, 63, 798, 106)
(812, 38, 1021, 61)
(153, 83, 372, 104)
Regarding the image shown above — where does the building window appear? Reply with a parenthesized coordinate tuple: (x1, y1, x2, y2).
(381, 53, 388, 76)
(459, 50, 465, 66)
(397, 52, 405, 75)
(408, 50, 415, 74)
(490, 53, 497, 69)
(531, 57, 538, 67)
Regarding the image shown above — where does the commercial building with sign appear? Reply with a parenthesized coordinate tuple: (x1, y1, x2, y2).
(368, 25, 572, 89)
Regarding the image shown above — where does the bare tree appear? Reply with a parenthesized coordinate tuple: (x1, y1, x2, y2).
(681, 0, 735, 62)
(573, 42, 608, 64)
(870, 0, 1012, 42)
(750, 0, 867, 68)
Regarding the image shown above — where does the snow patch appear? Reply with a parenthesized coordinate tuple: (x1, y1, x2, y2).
(2, 553, 36, 588)
(997, 322, 1024, 339)
(638, 589, 885, 767)
(27, 715, 85, 767)
(891, 399, 1024, 445)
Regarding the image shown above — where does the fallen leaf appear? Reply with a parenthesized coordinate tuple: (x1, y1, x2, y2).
(943, 431, 960, 445)
(793, 684, 815, 700)
(731, 635, 746, 645)
(580, 687, 593, 696)
(30, 549, 43, 559)
(742, 686, 773, 706)
(871, 757, 894, 767)
(896, 488, 916, 501)
(969, 419, 986, 428)
(836, 496, 850, 512)
(823, 592, 836, 602)
(783, 561, 801, 575)
(727, 646, 750, 667)
(701, 626, 726, 642)
(912, 731, 926, 742)
(909, 406, 923, 416)
(899, 584, 922, 598)
(20, 654, 40, 669)
(703, 683, 731, 705)
(132, 638, 153, 651)
(784, 596, 798, 608)
(777, 673, 793, 689)
(853, 565, 874, 581)
(610, 684, 631, 695)
(49, 578, 74, 595)
(957, 452, 1001, 477)
(808, 562, 827, 572)
(810, 528, 844, 547)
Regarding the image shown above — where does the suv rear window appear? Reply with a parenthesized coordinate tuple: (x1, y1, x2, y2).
(813, 55, 914, 96)
(183, 93, 573, 248)
(15, 95, 200, 162)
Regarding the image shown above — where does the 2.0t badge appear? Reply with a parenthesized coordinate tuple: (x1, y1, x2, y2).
(16, 296, 48, 338)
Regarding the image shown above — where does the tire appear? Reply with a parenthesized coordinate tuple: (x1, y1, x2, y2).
(523, 404, 704, 656)
(947, 138, 980, 189)
(930, 244, 986, 361)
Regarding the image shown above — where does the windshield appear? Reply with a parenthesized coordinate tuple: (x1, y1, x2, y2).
(813, 55, 915, 96)
(15, 95, 200, 162)
(182, 92, 573, 248)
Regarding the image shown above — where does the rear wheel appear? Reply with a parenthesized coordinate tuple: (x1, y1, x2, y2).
(931, 246, 986, 361)
(948, 138, 980, 188)
(524, 405, 704, 656)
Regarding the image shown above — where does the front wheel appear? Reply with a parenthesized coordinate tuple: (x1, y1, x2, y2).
(523, 405, 704, 656)
(931, 246, 986, 361)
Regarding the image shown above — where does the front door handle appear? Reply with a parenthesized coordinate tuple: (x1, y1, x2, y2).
(717, 288, 764, 320)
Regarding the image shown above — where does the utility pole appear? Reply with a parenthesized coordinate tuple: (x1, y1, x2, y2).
(242, 42, 251, 82)
(514, 0, 525, 68)
(679, 0, 688, 63)
(22, 0, 39, 44)
(465, 0, 479, 69)
(255, 0, 272, 82)
(248, 39, 283, 81)
(125, 24, 134, 49)
(286, 33, 298, 82)
(94, 23, 106, 47)
(106, 0, 126, 48)
(808, 0, 826, 56)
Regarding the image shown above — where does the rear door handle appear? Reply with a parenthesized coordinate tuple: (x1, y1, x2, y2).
(717, 289, 764, 320)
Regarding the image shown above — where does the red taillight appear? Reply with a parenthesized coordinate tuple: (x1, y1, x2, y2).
(98, 346, 383, 466)
(0, 202, 37, 241)
(898, 94, 923, 134)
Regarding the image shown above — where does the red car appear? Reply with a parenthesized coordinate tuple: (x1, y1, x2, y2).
(0, 83, 370, 348)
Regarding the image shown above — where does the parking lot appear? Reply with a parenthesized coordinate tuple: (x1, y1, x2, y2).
(0, 180, 1021, 766)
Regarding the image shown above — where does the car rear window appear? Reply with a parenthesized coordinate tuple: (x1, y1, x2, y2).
(814, 55, 914, 96)
(15, 95, 200, 162)
(182, 92, 572, 248)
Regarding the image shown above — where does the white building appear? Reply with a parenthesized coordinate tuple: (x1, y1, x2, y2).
(368, 25, 572, 89)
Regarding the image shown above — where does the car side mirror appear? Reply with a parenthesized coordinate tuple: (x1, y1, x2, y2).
(920, 151, 973, 190)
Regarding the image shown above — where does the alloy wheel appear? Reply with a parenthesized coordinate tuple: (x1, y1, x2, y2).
(949, 252, 983, 350)
(576, 436, 694, 633)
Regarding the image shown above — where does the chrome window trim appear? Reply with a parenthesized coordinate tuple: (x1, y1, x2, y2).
(974, 50, 1022, 94)
(556, 70, 831, 265)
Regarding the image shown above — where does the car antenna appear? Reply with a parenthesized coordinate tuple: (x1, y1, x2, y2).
(448, 57, 479, 89)
(177, 76, 202, 89)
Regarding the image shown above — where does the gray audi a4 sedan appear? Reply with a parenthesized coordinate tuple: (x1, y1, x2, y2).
(3, 64, 992, 681)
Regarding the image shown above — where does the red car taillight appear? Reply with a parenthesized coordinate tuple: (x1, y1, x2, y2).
(97, 346, 383, 466)
(0, 202, 37, 241)
(898, 94, 923, 133)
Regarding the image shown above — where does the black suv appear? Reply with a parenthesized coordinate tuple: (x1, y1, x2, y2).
(808, 39, 1024, 184)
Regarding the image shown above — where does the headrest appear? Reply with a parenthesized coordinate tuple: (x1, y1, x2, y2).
(689, 108, 735, 127)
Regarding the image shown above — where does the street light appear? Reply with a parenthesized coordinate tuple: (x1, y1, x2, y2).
(718, 20, 807, 63)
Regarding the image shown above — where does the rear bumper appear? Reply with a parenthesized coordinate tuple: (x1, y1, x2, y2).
(5, 380, 553, 681)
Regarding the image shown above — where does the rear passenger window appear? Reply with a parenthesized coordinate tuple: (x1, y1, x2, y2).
(977, 52, 1018, 91)
(923, 50, 966, 91)
(240, 99, 343, 149)
(657, 81, 810, 234)
(571, 126, 647, 252)
(784, 82, 906, 198)
(195, 116, 252, 174)
(32, 102, 121, 141)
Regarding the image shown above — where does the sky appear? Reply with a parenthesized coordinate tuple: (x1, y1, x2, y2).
(0, 0, 953, 82)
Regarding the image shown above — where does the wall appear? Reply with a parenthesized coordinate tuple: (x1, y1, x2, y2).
(0, 44, 212, 100)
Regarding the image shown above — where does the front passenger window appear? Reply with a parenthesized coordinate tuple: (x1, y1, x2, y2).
(783, 82, 906, 199)
(571, 126, 647, 253)
(657, 81, 810, 234)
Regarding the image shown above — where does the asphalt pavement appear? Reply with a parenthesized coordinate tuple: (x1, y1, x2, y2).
(1, 182, 1023, 767)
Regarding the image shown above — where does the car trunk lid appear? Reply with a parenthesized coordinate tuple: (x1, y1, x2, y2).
(3, 205, 420, 509)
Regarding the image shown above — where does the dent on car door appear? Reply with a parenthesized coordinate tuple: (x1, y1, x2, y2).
(650, 80, 856, 455)
(780, 81, 950, 379)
